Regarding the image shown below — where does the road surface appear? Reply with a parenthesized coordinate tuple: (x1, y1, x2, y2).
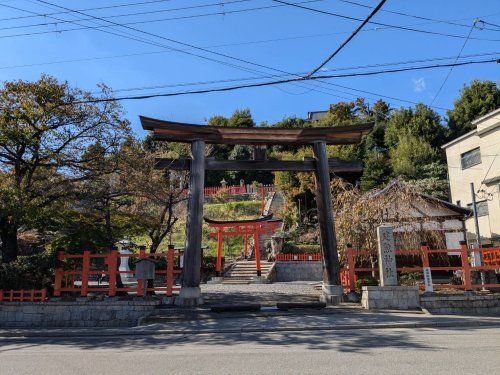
(1, 326, 499, 374)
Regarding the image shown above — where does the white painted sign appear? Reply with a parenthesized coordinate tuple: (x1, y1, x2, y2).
(423, 266, 434, 292)
(377, 225, 398, 286)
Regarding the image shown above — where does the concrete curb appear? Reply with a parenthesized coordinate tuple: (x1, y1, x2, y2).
(1, 320, 499, 338)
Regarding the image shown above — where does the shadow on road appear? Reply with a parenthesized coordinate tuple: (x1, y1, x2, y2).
(2, 326, 493, 354)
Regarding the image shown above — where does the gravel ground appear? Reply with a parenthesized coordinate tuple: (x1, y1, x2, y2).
(200, 282, 321, 305)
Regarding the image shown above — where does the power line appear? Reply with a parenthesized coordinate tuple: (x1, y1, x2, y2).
(2, 44, 497, 73)
(429, 20, 477, 106)
(19, 2, 500, 111)
(74, 58, 499, 104)
(2, 1, 500, 42)
(480, 20, 500, 29)
(265, 1, 500, 42)
(31, 0, 450, 110)
(337, 0, 500, 32)
(0, 0, 323, 36)
(26, 1, 362, 102)
(0, 0, 176, 22)
(92, 71, 452, 111)
(301, 0, 386, 78)
(5, 2, 273, 78)
(0, 0, 263, 31)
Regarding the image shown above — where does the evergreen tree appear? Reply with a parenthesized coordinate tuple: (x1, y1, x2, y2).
(446, 80, 500, 139)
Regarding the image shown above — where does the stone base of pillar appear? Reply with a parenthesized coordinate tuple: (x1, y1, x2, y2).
(175, 286, 204, 306)
(345, 291, 360, 303)
(207, 277, 223, 284)
(361, 286, 420, 310)
(320, 284, 344, 305)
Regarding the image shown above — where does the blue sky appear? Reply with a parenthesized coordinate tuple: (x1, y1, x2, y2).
(0, 0, 499, 137)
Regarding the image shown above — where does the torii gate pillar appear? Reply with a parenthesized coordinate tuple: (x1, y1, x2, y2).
(176, 139, 205, 306)
(313, 141, 343, 304)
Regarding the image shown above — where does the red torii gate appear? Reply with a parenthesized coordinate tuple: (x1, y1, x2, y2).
(204, 214, 282, 277)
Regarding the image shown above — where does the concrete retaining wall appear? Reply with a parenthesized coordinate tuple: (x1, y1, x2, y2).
(0, 299, 163, 328)
(275, 261, 322, 282)
(421, 294, 500, 315)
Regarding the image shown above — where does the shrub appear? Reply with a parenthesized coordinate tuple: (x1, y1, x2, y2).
(282, 242, 320, 254)
(399, 271, 423, 286)
(202, 255, 225, 278)
(355, 276, 378, 293)
(0, 251, 56, 291)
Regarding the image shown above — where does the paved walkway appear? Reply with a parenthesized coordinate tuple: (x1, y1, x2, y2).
(201, 282, 321, 306)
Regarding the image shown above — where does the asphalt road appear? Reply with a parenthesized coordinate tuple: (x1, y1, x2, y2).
(1, 327, 499, 375)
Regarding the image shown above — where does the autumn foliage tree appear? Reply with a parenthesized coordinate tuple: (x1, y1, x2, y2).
(0, 75, 130, 262)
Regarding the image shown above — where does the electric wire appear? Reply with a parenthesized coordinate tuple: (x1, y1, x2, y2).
(269, 0, 500, 42)
(1, 1, 499, 42)
(72, 58, 499, 104)
(303, 0, 386, 78)
(429, 21, 477, 106)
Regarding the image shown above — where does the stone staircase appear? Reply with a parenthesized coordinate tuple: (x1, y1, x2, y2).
(263, 191, 285, 216)
(222, 260, 274, 284)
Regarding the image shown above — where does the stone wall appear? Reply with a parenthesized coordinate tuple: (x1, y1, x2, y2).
(421, 294, 500, 315)
(361, 286, 420, 310)
(275, 261, 322, 282)
(0, 299, 163, 328)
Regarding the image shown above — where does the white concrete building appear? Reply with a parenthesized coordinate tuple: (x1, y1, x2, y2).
(442, 108, 500, 246)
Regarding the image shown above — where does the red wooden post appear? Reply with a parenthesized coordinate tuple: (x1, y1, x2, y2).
(254, 226, 261, 276)
(54, 270, 63, 297)
(81, 251, 90, 296)
(459, 241, 472, 290)
(30, 289, 35, 302)
(54, 251, 64, 297)
(108, 250, 118, 297)
(346, 244, 356, 293)
(0, 290, 3, 302)
(137, 247, 146, 296)
(216, 228, 223, 276)
(41, 289, 46, 301)
(167, 245, 174, 296)
(421, 243, 430, 268)
(9, 289, 13, 301)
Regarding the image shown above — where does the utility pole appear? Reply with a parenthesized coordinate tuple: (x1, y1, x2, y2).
(470, 182, 485, 289)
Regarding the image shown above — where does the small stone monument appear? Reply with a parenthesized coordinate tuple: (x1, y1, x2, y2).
(135, 258, 156, 297)
(361, 225, 420, 310)
(377, 225, 398, 286)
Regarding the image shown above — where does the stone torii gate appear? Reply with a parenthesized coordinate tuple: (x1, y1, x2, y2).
(141, 116, 373, 306)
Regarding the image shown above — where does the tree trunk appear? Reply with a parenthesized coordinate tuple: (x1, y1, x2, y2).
(0, 220, 19, 263)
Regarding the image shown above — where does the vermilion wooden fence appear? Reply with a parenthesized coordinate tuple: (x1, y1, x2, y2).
(275, 253, 322, 261)
(54, 246, 182, 297)
(341, 244, 500, 293)
(0, 289, 47, 302)
(204, 185, 247, 197)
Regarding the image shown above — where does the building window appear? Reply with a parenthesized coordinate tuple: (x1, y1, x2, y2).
(467, 200, 489, 217)
(461, 147, 481, 169)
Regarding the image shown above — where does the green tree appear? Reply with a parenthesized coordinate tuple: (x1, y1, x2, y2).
(385, 104, 444, 149)
(0, 75, 130, 262)
(446, 80, 500, 139)
(360, 150, 392, 191)
(389, 134, 439, 178)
